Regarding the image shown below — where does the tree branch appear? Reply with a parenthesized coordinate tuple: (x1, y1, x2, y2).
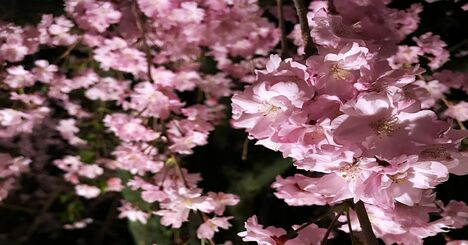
(354, 201, 379, 245)
(276, 0, 288, 58)
(292, 0, 317, 58)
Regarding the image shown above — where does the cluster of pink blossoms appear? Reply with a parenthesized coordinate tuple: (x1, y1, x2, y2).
(0, 0, 280, 242)
(232, 0, 468, 244)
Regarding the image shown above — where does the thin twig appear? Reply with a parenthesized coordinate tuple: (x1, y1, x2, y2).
(276, 0, 288, 58)
(286, 202, 348, 239)
(241, 136, 249, 161)
(97, 197, 119, 245)
(346, 208, 357, 245)
(321, 211, 342, 245)
(354, 201, 379, 245)
(54, 39, 81, 64)
(131, 0, 154, 83)
(292, 0, 317, 58)
(23, 191, 60, 242)
(0, 203, 38, 213)
(449, 38, 468, 52)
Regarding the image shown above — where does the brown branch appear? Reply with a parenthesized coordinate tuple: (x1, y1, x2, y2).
(286, 202, 348, 239)
(292, 0, 317, 58)
(241, 136, 249, 161)
(321, 211, 343, 245)
(131, 0, 154, 83)
(276, 0, 288, 58)
(354, 201, 379, 245)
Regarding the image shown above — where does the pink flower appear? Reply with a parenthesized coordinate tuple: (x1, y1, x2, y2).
(238, 215, 287, 245)
(54, 156, 103, 184)
(118, 201, 149, 224)
(111, 144, 163, 175)
(197, 216, 232, 240)
(75, 184, 101, 199)
(413, 33, 450, 70)
(137, 0, 173, 18)
(103, 113, 160, 142)
(69, 1, 121, 33)
(37, 15, 79, 46)
(106, 177, 123, 192)
(232, 80, 308, 139)
(167, 119, 212, 155)
(444, 101, 468, 122)
(141, 184, 168, 203)
(413, 79, 449, 108)
(124, 82, 184, 119)
(154, 188, 215, 228)
(93, 37, 146, 75)
(85, 77, 129, 102)
(169, 2, 205, 24)
(388, 45, 423, 68)
(4, 66, 35, 89)
(307, 42, 370, 99)
(332, 93, 448, 158)
(208, 192, 240, 216)
(32, 60, 58, 83)
(63, 218, 93, 230)
(57, 119, 86, 146)
(0, 154, 30, 179)
(361, 155, 449, 208)
(0, 42, 28, 62)
(390, 3, 423, 39)
(441, 200, 468, 229)
(287, 223, 329, 245)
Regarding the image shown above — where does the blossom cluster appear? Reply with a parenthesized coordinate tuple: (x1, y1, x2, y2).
(232, 0, 468, 244)
(0, 0, 279, 242)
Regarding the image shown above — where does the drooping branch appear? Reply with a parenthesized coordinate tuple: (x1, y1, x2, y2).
(131, 0, 155, 83)
(292, 0, 317, 58)
(276, 0, 288, 58)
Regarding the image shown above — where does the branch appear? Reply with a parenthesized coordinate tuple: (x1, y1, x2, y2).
(292, 0, 317, 58)
(286, 202, 348, 239)
(276, 0, 288, 58)
(321, 211, 343, 245)
(131, 0, 154, 83)
(354, 201, 379, 245)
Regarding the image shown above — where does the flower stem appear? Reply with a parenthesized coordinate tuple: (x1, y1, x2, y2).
(321, 210, 342, 245)
(354, 201, 379, 245)
(292, 0, 317, 58)
(286, 202, 348, 239)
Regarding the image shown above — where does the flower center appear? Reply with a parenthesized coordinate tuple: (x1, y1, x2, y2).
(389, 172, 407, 183)
(262, 104, 281, 116)
(329, 64, 350, 80)
(370, 117, 398, 136)
(338, 163, 361, 181)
